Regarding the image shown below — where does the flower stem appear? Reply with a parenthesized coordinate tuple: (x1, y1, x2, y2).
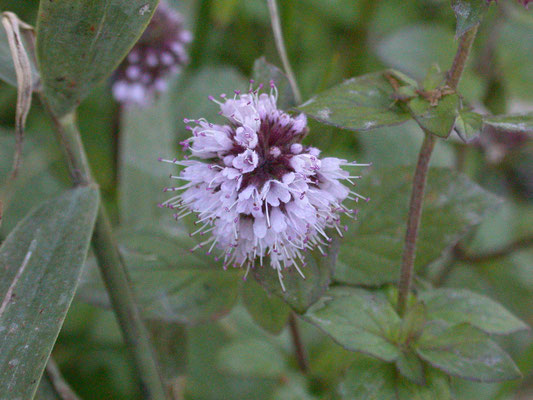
(267, 0, 302, 104)
(397, 24, 479, 315)
(47, 110, 168, 400)
(288, 313, 308, 373)
(447, 25, 479, 90)
(397, 133, 436, 316)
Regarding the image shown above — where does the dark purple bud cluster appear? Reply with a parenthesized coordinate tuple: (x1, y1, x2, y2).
(112, 2, 192, 106)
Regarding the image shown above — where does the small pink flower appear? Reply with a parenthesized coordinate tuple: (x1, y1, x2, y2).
(160, 82, 370, 290)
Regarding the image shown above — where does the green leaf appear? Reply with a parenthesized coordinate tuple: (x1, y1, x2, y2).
(304, 287, 401, 362)
(335, 168, 502, 286)
(36, 0, 159, 116)
(0, 186, 99, 399)
(253, 239, 338, 313)
(419, 288, 528, 335)
(297, 70, 411, 132)
(396, 369, 452, 400)
(78, 229, 240, 324)
(338, 356, 397, 400)
(483, 113, 533, 133)
(241, 278, 290, 334)
(452, 0, 488, 38)
(407, 93, 461, 138)
(217, 339, 286, 378)
(396, 351, 425, 385)
(455, 110, 483, 143)
(415, 323, 521, 382)
(252, 56, 296, 109)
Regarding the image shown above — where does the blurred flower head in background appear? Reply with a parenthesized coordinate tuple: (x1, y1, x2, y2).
(112, 2, 192, 106)
(160, 82, 370, 290)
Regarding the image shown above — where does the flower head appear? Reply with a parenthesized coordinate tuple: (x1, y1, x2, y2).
(112, 2, 192, 106)
(160, 82, 370, 290)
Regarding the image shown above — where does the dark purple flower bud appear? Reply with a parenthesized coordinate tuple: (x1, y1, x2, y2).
(112, 2, 192, 106)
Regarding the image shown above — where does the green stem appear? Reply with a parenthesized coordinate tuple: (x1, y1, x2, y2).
(48, 111, 168, 400)
(396, 25, 479, 315)
(53, 113, 92, 186)
(267, 0, 302, 104)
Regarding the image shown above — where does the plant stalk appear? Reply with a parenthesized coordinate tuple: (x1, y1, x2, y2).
(397, 133, 436, 315)
(48, 111, 168, 400)
(447, 25, 479, 90)
(267, 0, 302, 104)
(288, 313, 308, 373)
(396, 24, 479, 315)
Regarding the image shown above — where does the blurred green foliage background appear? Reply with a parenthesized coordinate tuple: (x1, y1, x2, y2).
(0, 0, 532, 399)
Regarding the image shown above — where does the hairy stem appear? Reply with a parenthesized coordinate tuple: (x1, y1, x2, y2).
(397, 134, 436, 315)
(396, 24, 479, 315)
(447, 25, 479, 90)
(47, 110, 168, 400)
(267, 0, 302, 104)
(288, 313, 308, 373)
(45, 358, 81, 400)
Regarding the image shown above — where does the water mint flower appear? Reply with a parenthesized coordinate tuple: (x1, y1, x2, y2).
(112, 2, 192, 105)
(160, 82, 370, 290)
